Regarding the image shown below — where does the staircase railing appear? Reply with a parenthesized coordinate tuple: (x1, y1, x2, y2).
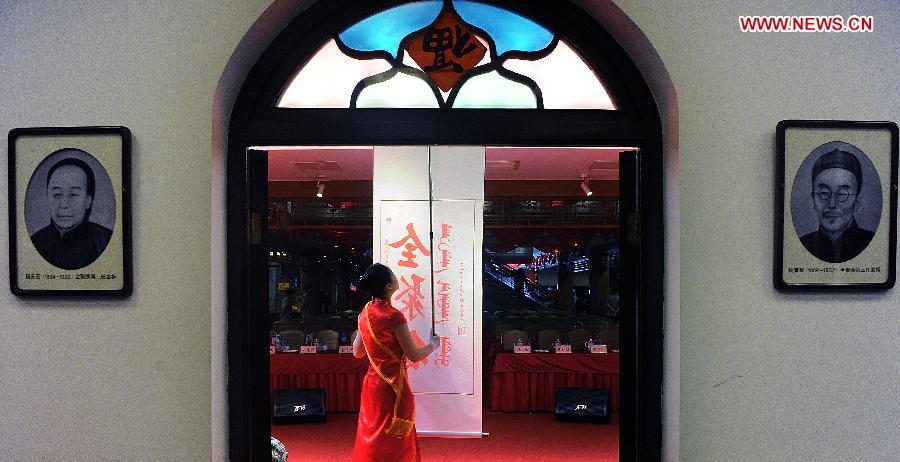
(483, 252, 553, 307)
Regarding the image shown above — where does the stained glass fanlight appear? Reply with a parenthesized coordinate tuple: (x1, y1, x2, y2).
(277, 0, 617, 110)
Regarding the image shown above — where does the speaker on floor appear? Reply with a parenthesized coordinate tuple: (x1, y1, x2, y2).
(554, 387, 610, 423)
(273, 388, 327, 424)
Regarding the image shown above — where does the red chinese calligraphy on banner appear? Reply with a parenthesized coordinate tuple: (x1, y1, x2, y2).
(429, 201, 476, 391)
(394, 274, 426, 322)
(380, 200, 475, 395)
(434, 337, 452, 369)
(388, 223, 431, 268)
(436, 223, 453, 272)
(435, 279, 451, 324)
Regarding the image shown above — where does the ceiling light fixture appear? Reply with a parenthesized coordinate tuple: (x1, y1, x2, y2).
(316, 177, 326, 198)
(579, 174, 593, 196)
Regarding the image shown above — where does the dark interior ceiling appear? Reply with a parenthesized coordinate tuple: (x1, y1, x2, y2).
(266, 146, 626, 255)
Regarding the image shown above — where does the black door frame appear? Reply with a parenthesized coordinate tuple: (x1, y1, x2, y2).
(226, 1, 664, 460)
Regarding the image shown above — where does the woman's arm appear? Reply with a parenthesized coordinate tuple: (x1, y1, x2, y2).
(352, 330, 366, 358)
(391, 323, 437, 362)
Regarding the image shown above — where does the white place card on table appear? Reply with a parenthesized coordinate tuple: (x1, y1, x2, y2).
(299, 346, 317, 354)
(338, 346, 354, 354)
(590, 344, 608, 354)
(555, 345, 573, 354)
(513, 345, 531, 354)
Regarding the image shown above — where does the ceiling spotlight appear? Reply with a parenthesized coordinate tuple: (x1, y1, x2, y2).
(580, 175, 593, 196)
(316, 180, 325, 198)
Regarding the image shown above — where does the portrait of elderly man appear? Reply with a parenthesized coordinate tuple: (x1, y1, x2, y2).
(29, 156, 113, 270)
(799, 148, 875, 263)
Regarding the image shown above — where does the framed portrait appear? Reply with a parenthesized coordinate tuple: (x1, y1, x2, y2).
(8, 127, 132, 296)
(775, 120, 898, 291)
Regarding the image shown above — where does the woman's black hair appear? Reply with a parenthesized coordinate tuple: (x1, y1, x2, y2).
(358, 263, 392, 298)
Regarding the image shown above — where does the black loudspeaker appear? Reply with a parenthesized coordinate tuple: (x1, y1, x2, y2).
(273, 388, 327, 424)
(554, 387, 610, 423)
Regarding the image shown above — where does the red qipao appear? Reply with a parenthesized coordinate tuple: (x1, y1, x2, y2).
(352, 299, 421, 462)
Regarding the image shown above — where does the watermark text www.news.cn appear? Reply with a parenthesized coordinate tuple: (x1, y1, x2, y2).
(739, 15, 873, 33)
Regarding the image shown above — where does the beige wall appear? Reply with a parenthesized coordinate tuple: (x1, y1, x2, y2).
(1, 0, 897, 461)
(601, 0, 899, 460)
(0, 1, 272, 460)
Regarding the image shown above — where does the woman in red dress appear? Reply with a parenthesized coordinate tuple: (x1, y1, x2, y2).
(352, 263, 439, 462)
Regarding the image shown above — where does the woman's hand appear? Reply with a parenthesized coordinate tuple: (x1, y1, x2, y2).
(392, 324, 438, 362)
(429, 335, 441, 349)
(352, 330, 366, 358)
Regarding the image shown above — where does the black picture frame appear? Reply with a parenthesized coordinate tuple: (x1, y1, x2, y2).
(8, 126, 132, 297)
(775, 120, 898, 292)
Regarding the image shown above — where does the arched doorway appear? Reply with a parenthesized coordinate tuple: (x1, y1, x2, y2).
(225, 1, 664, 460)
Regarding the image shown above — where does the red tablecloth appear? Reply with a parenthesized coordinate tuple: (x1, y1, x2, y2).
(490, 353, 619, 412)
(270, 353, 369, 412)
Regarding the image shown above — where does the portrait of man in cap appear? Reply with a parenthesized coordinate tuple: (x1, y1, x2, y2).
(798, 148, 875, 263)
(28, 153, 114, 270)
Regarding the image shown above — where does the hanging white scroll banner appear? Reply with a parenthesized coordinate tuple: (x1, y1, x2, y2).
(374, 146, 484, 437)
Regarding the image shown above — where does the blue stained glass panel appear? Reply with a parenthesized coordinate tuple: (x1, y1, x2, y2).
(453, 1, 554, 57)
(339, 1, 442, 59)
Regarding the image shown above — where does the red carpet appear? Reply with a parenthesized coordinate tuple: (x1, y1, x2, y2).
(272, 411, 619, 461)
